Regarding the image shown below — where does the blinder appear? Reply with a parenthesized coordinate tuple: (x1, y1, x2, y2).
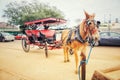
(86, 20, 97, 26)
(86, 20, 101, 29)
(86, 20, 92, 26)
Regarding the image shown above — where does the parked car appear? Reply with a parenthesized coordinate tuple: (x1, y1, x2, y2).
(0, 32, 15, 42)
(15, 33, 24, 40)
(95, 31, 120, 46)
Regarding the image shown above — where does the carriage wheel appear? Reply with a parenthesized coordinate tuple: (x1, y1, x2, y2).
(44, 41, 48, 58)
(22, 38, 30, 52)
(81, 58, 86, 80)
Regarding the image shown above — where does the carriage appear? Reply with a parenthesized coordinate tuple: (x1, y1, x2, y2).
(22, 17, 66, 57)
(21, 11, 100, 80)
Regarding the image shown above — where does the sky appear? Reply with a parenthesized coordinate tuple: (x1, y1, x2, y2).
(0, 0, 120, 26)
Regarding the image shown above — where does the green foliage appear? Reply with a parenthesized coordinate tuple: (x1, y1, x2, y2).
(3, 1, 64, 25)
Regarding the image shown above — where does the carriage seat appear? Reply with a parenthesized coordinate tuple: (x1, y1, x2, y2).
(25, 30, 56, 44)
(25, 30, 41, 43)
(40, 30, 56, 44)
(25, 30, 40, 37)
(40, 30, 55, 38)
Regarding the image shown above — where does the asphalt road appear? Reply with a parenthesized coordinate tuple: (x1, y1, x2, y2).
(0, 40, 120, 80)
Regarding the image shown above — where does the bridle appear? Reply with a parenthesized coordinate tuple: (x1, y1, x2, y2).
(85, 19, 97, 32)
(84, 19, 98, 45)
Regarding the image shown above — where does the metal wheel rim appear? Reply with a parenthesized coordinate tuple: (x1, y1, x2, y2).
(22, 38, 30, 52)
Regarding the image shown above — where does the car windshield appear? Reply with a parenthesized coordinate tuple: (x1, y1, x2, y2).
(110, 32, 120, 37)
(100, 32, 120, 38)
(100, 32, 109, 37)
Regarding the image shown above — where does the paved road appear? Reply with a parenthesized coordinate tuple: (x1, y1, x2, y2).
(0, 40, 120, 80)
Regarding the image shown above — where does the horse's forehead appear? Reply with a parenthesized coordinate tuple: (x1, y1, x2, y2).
(88, 15, 94, 19)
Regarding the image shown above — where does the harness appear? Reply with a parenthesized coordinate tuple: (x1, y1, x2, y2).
(66, 26, 88, 44)
(66, 19, 97, 44)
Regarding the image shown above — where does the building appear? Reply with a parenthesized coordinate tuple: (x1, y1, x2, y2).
(0, 22, 21, 35)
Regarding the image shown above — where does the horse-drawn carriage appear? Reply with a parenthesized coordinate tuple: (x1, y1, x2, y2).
(22, 17, 66, 57)
(22, 11, 100, 80)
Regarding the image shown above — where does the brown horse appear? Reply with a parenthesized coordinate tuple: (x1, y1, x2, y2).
(61, 11, 100, 75)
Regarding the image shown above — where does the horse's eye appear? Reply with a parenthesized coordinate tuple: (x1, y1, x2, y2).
(86, 20, 91, 25)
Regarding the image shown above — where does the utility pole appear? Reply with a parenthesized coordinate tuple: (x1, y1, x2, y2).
(104, 14, 106, 23)
(108, 14, 111, 32)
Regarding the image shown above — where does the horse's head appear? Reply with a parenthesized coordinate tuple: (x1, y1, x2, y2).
(83, 11, 100, 43)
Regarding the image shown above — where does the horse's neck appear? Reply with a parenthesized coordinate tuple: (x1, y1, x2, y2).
(79, 22, 88, 40)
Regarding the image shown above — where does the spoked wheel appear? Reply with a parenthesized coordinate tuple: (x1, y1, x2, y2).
(22, 38, 30, 52)
(44, 41, 48, 58)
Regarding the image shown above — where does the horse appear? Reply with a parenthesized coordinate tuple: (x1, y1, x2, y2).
(61, 11, 100, 76)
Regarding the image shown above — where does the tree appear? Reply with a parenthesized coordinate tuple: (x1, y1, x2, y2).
(3, 0, 64, 26)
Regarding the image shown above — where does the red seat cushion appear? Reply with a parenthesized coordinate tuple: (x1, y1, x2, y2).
(25, 30, 40, 37)
(40, 30, 55, 38)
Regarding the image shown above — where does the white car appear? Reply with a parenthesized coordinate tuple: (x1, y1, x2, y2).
(0, 32, 15, 42)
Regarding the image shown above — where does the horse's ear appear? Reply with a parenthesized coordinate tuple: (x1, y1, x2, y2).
(84, 10, 89, 19)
